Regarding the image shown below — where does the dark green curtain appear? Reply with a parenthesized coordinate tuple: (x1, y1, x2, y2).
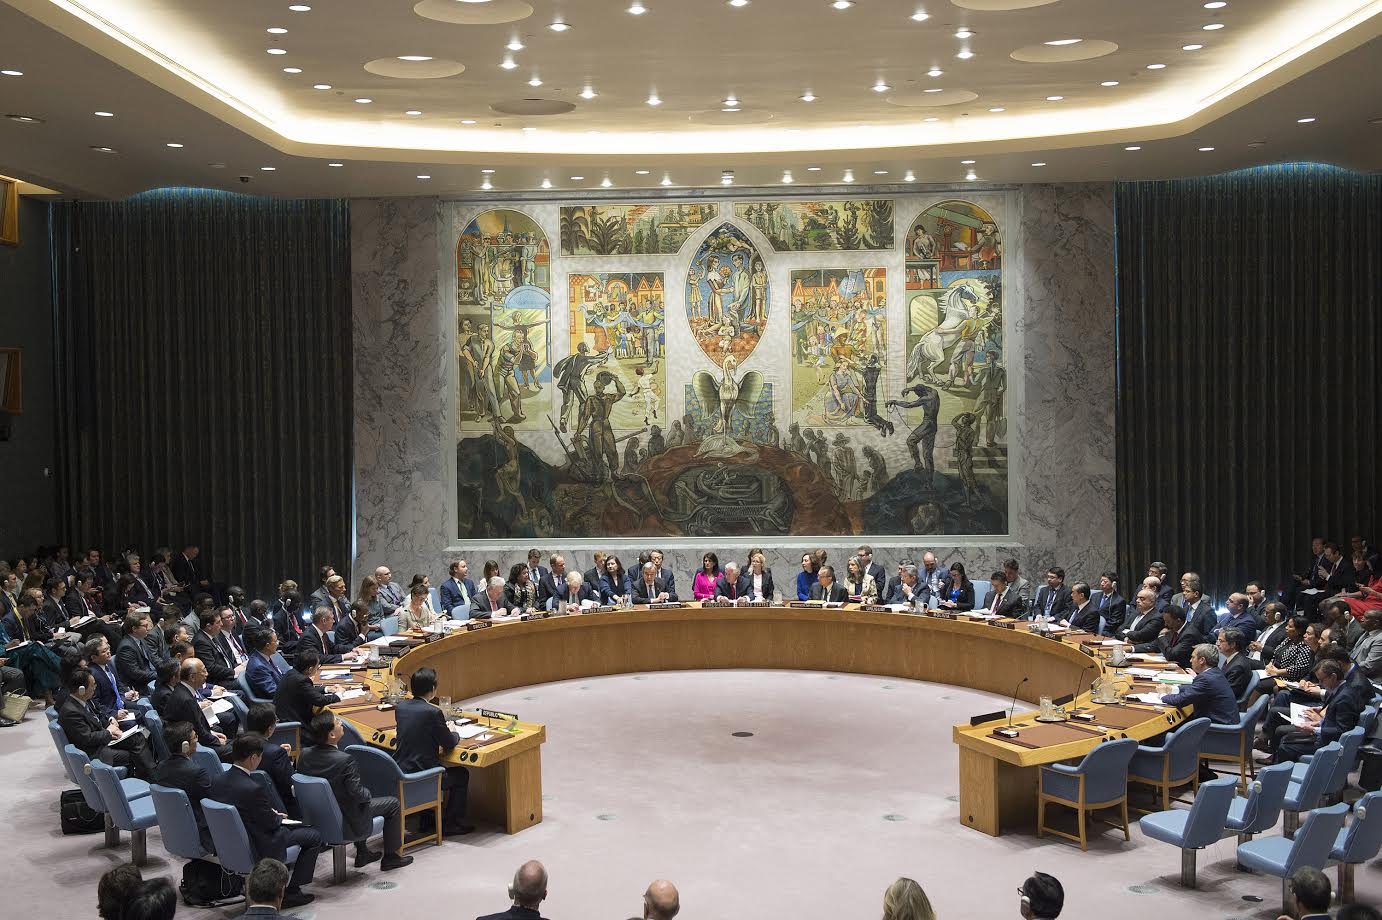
(1115, 164, 1382, 600)
(50, 189, 352, 597)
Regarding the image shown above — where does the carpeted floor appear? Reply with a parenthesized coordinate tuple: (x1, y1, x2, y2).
(6, 669, 1380, 920)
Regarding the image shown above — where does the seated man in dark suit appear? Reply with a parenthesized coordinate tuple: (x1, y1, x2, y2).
(1094, 572, 1127, 636)
(394, 667, 471, 835)
(440, 559, 479, 614)
(985, 569, 1025, 617)
(476, 860, 550, 920)
(273, 648, 340, 727)
(1031, 567, 1074, 622)
(115, 611, 158, 692)
(628, 564, 674, 605)
(808, 565, 849, 603)
(246, 703, 297, 816)
(1119, 588, 1167, 645)
(1270, 659, 1366, 763)
(245, 626, 287, 701)
(151, 720, 215, 849)
(210, 733, 322, 908)
(296, 711, 412, 871)
(1133, 606, 1204, 669)
(714, 562, 753, 602)
(57, 667, 156, 779)
(1158, 643, 1240, 725)
(1064, 582, 1100, 633)
(1215, 628, 1254, 701)
(163, 658, 232, 759)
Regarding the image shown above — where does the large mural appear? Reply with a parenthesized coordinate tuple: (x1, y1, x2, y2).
(455, 197, 1010, 541)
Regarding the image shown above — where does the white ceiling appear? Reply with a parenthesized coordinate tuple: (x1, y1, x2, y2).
(0, 0, 1379, 198)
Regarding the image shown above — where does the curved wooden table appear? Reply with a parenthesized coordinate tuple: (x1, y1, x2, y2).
(371, 605, 1187, 836)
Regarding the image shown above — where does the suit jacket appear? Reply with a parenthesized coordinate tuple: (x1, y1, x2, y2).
(440, 576, 478, 613)
(299, 624, 343, 664)
(1221, 651, 1253, 701)
(1318, 679, 1367, 746)
(988, 585, 1026, 618)
(274, 667, 339, 726)
(1033, 584, 1073, 620)
(210, 765, 292, 862)
(1094, 591, 1128, 633)
(714, 574, 752, 600)
(295, 743, 377, 840)
(1120, 607, 1164, 644)
(393, 697, 459, 773)
(1135, 625, 1205, 669)
(246, 650, 285, 700)
(164, 682, 222, 747)
(153, 754, 213, 835)
(1159, 666, 1240, 724)
(90, 660, 130, 721)
(115, 634, 157, 688)
(193, 629, 238, 683)
(809, 581, 849, 602)
(1066, 601, 1100, 633)
(58, 695, 114, 756)
(629, 577, 673, 604)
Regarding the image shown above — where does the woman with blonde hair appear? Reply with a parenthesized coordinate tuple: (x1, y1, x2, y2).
(882, 877, 936, 920)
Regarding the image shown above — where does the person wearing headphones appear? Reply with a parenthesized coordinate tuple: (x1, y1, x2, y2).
(1018, 872, 1064, 919)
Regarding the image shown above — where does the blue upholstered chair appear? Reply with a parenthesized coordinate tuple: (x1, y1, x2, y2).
(293, 772, 385, 882)
(63, 744, 149, 849)
(1138, 775, 1238, 887)
(142, 708, 170, 761)
(1201, 695, 1269, 790)
(89, 758, 159, 865)
(1331, 791, 1382, 904)
(202, 798, 303, 877)
(1128, 717, 1212, 812)
(1291, 726, 1365, 806)
(1237, 801, 1350, 915)
(1037, 737, 1138, 850)
(347, 744, 445, 851)
(1282, 742, 1343, 837)
(1225, 762, 1294, 845)
(148, 784, 215, 860)
(49, 720, 78, 784)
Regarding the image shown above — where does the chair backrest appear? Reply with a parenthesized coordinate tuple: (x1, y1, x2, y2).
(49, 721, 77, 783)
(63, 744, 106, 811)
(143, 709, 170, 761)
(89, 759, 137, 828)
(1181, 775, 1239, 848)
(1236, 762, 1295, 834)
(1283, 802, 1351, 874)
(380, 615, 399, 637)
(148, 784, 212, 859)
(1164, 717, 1213, 777)
(292, 773, 349, 844)
(1076, 737, 1139, 802)
(201, 798, 256, 874)
(1324, 727, 1368, 796)
(1239, 671, 1262, 705)
(1290, 742, 1343, 810)
(346, 743, 401, 795)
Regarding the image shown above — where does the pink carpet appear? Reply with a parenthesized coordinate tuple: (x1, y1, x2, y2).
(6, 669, 1380, 919)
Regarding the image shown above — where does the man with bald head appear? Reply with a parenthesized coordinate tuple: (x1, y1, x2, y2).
(477, 860, 550, 920)
(643, 880, 680, 920)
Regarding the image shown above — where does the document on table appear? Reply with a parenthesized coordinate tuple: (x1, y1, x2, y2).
(336, 687, 369, 702)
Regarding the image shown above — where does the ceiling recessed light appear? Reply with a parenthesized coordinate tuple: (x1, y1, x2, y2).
(260, 166, 276, 171)
(904, 170, 916, 182)
(94, 110, 114, 117)
(1124, 145, 1142, 151)
(1031, 161, 1046, 167)
(1182, 43, 1203, 51)
(541, 178, 553, 189)
(328, 162, 343, 167)
(831, 0, 854, 8)
(90, 145, 115, 153)
(528, 76, 543, 86)
(1198, 145, 1215, 151)
(166, 142, 184, 147)
(660, 175, 673, 186)
(579, 86, 597, 99)
(417, 174, 430, 179)
(911, 10, 929, 22)
(1202, 22, 1225, 30)
(956, 50, 974, 59)
(313, 83, 331, 90)
(1100, 80, 1119, 87)
(800, 91, 816, 102)
(1046, 95, 1063, 101)
(481, 168, 496, 174)
(405, 109, 423, 116)
(0, 70, 22, 77)
(355, 98, 372, 104)
(955, 28, 974, 38)
(927, 68, 943, 77)
(1146, 63, 1166, 70)
(873, 80, 890, 92)
(628, 1, 647, 13)
(548, 20, 571, 31)
(601, 177, 613, 188)
(923, 116, 939, 122)
(500, 56, 517, 69)
(646, 92, 662, 105)
(507, 39, 525, 51)
(283, 67, 302, 73)
(1045, 39, 1081, 46)
(288, 4, 312, 10)
(960, 159, 975, 164)
(570, 175, 585, 180)
(461, 118, 477, 124)
(1297, 116, 1316, 123)
(267, 27, 288, 34)
(842, 169, 855, 183)
(1204, 1, 1227, 7)
(988, 106, 1005, 112)
(397, 55, 433, 62)
(267, 48, 287, 55)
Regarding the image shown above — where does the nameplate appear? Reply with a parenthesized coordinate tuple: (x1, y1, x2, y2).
(464, 620, 492, 631)
(479, 708, 517, 722)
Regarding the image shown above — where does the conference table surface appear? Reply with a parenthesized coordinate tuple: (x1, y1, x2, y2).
(338, 603, 1193, 837)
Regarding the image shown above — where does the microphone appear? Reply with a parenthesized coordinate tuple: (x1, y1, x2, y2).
(1000, 676, 1030, 736)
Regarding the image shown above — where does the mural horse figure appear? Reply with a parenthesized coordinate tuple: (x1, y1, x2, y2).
(906, 282, 982, 384)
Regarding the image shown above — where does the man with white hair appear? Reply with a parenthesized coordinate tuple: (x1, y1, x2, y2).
(476, 860, 550, 920)
(713, 561, 751, 601)
(554, 571, 598, 613)
(471, 577, 509, 619)
(631, 562, 676, 604)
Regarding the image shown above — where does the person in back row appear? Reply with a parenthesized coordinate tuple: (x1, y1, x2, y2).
(394, 666, 472, 835)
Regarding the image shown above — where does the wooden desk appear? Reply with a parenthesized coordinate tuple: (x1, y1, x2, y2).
(345, 607, 1187, 839)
